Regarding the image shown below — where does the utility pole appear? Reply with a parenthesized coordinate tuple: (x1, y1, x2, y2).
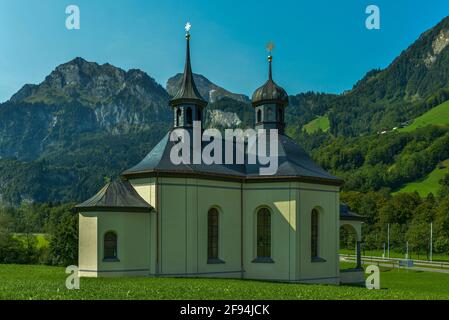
(430, 222, 433, 262)
(387, 223, 390, 259)
(406, 241, 409, 260)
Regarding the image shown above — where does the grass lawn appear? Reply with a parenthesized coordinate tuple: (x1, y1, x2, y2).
(399, 100, 449, 133)
(303, 115, 330, 134)
(393, 159, 449, 197)
(1, 264, 449, 300)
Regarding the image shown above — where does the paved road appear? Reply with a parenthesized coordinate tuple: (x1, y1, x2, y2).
(341, 257, 449, 274)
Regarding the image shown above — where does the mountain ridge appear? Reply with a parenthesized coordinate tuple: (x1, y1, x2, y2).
(2, 16, 449, 204)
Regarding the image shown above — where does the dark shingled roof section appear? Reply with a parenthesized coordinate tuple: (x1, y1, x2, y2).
(340, 203, 363, 221)
(169, 35, 207, 108)
(252, 58, 288, 107)
(252, 78, 289, 107)
(122, 131, 342, 185)
(75, 180, 153, 213)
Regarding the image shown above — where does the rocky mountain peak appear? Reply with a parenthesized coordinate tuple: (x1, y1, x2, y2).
(166, 73, 249, 103)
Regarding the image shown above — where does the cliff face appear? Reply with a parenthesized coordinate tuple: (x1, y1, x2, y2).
(1, 57, 171, 161)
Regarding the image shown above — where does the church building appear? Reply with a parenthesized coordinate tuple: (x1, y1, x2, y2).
(75, 28, 363, 284)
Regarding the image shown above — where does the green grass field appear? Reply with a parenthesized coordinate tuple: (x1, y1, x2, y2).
(393, 159, 449, 197)
(400, 100, 449, 133)
(13, 233, 50, 249)
(303, 115, 330, 134)
(1, 264, 449, 300)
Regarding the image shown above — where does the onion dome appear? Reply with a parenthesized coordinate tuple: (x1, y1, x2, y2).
(252, 54, 288, 107)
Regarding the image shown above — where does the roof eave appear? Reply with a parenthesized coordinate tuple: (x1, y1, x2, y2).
(122, 169, 344, 187)
(74, 206, 154, 213)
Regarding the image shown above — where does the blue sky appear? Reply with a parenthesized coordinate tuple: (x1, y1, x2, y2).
(0, 0, 448, 102)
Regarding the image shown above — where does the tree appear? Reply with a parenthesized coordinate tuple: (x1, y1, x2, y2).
(48, 210, 78, 266)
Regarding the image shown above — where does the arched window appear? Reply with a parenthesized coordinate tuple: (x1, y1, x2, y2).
(208, 208, 219, 260)
(186, 107, 192, 125)
(278, 108, 283, 122)
(197, 108, 202, 122)
(257, 109, 262, 123)
(311, 209, 319, 259)
(257, 208, 271, 258)
(104, 232, 118, 260)
(267, 107, 272, 121)
(176, 108, 181, 127)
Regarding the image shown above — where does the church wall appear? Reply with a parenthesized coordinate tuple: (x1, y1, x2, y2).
(297, 183, 340, 284)
(242, 182, 298, 281)
(129, 177, 156, 206)
(78, 213, 98, 277)
(96, 211, 151, 277)
(158, 177, 242, 277)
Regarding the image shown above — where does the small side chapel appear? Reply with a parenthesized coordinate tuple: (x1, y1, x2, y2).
(75, 28, 363, 284)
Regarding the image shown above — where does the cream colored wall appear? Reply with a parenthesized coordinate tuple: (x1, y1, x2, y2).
(129, 177, 156, 206)
(79, 176, 342, 283)
(297, 182, 340, 284)
(96, 211, 151, 276)
(242, 182, 298, 281)
(157, 177, 242, 277)
(79, 213, 98, 277)
(78, 211, 152, 277)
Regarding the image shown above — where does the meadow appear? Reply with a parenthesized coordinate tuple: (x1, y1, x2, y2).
(303, 115, 330, 134)
(399, 100, 449, 133)
(394, 159, 449, 197)
(1, 264, 449, 300)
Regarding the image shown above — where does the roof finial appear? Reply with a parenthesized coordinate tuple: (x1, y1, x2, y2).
(266, 41, 274, 80)
(185, 22, 191, 40)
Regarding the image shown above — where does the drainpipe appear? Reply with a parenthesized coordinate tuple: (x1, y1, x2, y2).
(155, 173, 160, 275)
(240, 180, 244, 279)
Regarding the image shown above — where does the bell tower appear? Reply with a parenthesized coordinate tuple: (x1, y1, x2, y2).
(169, 22, 207, 129)
(251, 42, 288, 134)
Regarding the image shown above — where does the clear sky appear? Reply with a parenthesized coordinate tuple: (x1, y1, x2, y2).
(0, 0, 448, 102)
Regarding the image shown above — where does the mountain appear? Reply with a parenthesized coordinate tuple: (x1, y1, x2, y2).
(166, 73, 249, 103)
(0, 57, 170, 161)
(3, 16, 449, 204)
(326, 16, 449, 136)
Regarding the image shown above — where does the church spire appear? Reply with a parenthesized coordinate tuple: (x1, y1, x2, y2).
(169, 23, 207, 109)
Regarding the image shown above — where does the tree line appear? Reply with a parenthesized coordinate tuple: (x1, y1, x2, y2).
(0, 203, 77, 266)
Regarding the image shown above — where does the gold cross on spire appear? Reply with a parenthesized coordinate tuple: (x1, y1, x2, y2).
(266, 41, 275, 55)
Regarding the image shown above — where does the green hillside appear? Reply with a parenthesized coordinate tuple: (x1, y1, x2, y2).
(400, 100, 449, 133)
(394, 159, 449, 197)
(303, 115, 330, 134)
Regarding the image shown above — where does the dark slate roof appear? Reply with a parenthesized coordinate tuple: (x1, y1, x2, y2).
(75, 180, 153, 213)
(122, 130, 342, 185)
(169, 35, 207, 108)
(252, 58, 288, 107)
(340, 203, 363, 221)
